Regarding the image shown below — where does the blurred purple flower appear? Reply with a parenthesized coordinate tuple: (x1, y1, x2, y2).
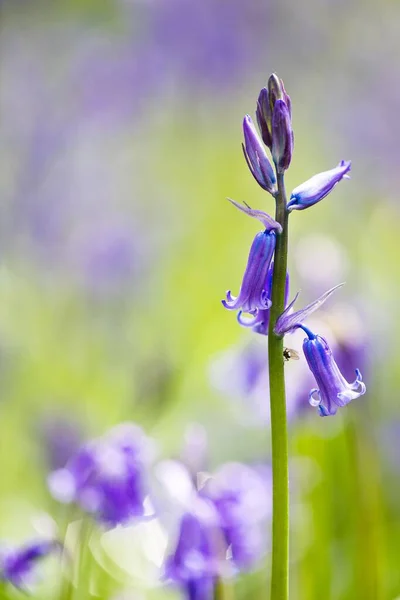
(210, 339, 312, 425)
(48, 423, 155, 527)
(163, 460, 272, 597)
(164, 498, 220, 600)
(0, 540, 59, 591)
(202, 463, 272, 570)
(38, 413, 84, 471)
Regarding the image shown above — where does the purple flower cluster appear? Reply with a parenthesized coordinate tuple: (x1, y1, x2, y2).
(222, 74, 365, 416)
(47, 423, 154, 526)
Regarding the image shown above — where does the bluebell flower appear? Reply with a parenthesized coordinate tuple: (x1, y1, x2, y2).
(287, 160, 351, 211)
(48, 423, 155, 527)
(0, 540, 59, 590)
(301, 326, 366, 416)
(164, 498, 220, 600)
(222, 201, 281, 321)
(238, 262, 289, 334)
(242, 115, 277, 195)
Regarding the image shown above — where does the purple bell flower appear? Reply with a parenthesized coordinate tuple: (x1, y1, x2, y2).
(222, 230, 276, 317)
(222, 202, 281, 322)
(0, 540, 59, 590)
(239, 262, 289, 334)
(48, 423, 154, 527)
(287, 160, 351, 211)
(301, 326, 366, 417)
(242, 115, 277, 195)
(164, 498, 220, 600)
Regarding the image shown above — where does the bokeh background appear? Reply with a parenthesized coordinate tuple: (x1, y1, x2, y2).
(0, 0, 399, 598)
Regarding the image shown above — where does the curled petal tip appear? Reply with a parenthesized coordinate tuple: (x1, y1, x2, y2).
(274, 283, 345, 336)
(227, 198, 282, 233)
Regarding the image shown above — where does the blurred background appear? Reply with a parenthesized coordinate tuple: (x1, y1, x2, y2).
(0, 0, 399, 598)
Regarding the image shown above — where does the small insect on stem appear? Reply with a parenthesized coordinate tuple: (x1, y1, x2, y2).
(283, 347, 300, 362)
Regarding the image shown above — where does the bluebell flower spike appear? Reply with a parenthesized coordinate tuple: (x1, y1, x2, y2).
(242, 115, 277, 195)
(287, 160, 351, 212)
(302, 329, 366, 416)
(274, 283, 345, 337)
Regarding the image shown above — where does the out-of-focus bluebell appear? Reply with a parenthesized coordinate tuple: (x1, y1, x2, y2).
(163, 497, 220, 600)
(37, 412, 84, 471)
(209, 339, 312, 425)
(274, 283, 345, 337)
(0, 540, 59, 591)
(222, 202, 281, 321)
(47, 423, 155, 527)
(242, 116, 277, 194)
(287, 160, 351, 211)
(162, 457, 272, 598)
(294, 234, 349, 297)
(301, 326, 366, 417)
(201, 462, 272, 570)
(323, 304, 368, 385)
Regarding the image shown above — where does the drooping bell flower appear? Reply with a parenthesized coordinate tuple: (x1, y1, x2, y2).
(242, 115, 277, 195)
(287, 160, 351, 212)
(301, 326, 366, 416)
(238, 262, 289, 334)
(222, 200, 281, 322)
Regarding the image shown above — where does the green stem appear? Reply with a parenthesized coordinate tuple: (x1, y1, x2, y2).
(268, 172, 289, 600)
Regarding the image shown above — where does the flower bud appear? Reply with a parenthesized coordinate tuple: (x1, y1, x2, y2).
(268, 74, 292, 116)
(256, 87, 273, 149)
(242, 115, 277, 195)
(271, 99, 293, 173)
